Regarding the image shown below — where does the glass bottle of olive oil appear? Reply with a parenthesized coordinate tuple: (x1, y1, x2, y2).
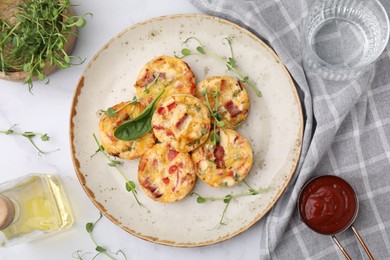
(0, 174, 73, 246)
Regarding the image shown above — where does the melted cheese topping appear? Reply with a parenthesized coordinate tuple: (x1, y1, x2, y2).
(138, 143, 196, 203)
(135, 56, 195, 107)
(99, 102, 156, 160)
(195, 76, 250, 129)
(152, 94, 211, 153)
(191, 128, 253, 187)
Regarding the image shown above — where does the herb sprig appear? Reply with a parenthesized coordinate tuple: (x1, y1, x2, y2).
(144, 72, 160, 94)
(200, 86, 225, 145)
(101, 73, 160, 118)
(0, 0, 91, 91)
(192, 183, 271, 229)
(101, 96, 139, 118)
(0, 124, 57, 155)
(201, 87, 225, 128)
(92, 134, 142, 206)
(175, 37, 262, 97)
(73, 213, 127, 260)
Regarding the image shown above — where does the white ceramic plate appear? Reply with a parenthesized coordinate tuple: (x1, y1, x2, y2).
(70, 14, 303, 247)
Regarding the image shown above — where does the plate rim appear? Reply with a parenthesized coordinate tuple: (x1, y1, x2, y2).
(69, 13, 304, 247)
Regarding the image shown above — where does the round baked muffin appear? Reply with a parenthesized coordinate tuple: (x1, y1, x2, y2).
(134, 56, 195, 107)
(195, 76, 250, 129)
(99, 101, 156, 160)
(138, 143, 196, 203)
(191, 128, 253, 187)
(152, 94, 211, 153)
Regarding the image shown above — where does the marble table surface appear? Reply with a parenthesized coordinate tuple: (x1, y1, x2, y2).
(0, 1, 263, 259)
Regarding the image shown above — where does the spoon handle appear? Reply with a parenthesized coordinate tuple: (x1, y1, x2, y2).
(351, 226, 374, 260)
(331, 236, 352, 260)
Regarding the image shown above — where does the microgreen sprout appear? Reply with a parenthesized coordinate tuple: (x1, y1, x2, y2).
(92, 134, 143, 206)
(191, 185, 271, 229)
(101, 72, 161, 117)
(0, 0, 91, 91)
(175, 37, 262, 97)
(101, 96, 139, 118)
(200, 85, 225, 146)
(201, 87, 225, 128)
(0, 124, 58, 155)
(144, 72, 160, 94)
(73, 213, 127, 260)
(210, 129, 220, 146)
(101, 72, 160, 118)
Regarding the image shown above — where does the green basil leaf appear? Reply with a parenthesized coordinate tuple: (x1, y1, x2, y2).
(114, 111, 153, 141)
(114, 88, 165, 141)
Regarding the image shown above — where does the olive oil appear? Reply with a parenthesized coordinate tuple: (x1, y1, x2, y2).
(0, 174, 73, 246)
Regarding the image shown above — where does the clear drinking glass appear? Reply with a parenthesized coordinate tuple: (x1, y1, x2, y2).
(303, 0, 389, 81)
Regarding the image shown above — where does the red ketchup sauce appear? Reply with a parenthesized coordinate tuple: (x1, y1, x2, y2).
(298, 175, 358, 235)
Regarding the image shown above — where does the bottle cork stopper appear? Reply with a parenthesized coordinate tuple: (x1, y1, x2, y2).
(0, 194, 15, 230)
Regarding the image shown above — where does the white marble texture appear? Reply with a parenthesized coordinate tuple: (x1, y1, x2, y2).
(0, 1, 263, 259)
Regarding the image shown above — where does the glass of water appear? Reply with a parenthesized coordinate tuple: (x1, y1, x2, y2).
(303, 0, 389, 81)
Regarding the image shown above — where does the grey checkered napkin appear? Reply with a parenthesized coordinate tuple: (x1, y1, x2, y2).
(191, 0, 390, 259)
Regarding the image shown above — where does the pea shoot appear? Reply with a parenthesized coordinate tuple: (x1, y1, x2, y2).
(0, 124, 57, 155)
(200, 85, 225, 146)
(0, 0, 91, 91)
(191, 183, 271, 229)
(201, 86, 225, 128)
(101, 96, 139, 118)
(101, 72, 160, 118)
(92, 134, 143, 206)
(73, 213, 127, 260)
(175, 37, 262, 97)
(144, 72, 160, 94)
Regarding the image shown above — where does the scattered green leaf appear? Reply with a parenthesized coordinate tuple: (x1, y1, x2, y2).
(92, 134, 143, 206)
(74, 213, 127, 260)
(191, 185, 271, 229)
(180, 48, 192, 56)
(95, 246, 107, 253)
(0, 124, 58, 155)
(125, 181, 137, 193)
(105, 107, 118, 118)
(175, 37, 262, 97)
(101, 96, 139, 118)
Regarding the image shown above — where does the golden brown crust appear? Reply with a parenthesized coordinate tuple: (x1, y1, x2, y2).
(195, 76, 250, 129)
(138, 143, 196, 203)
(152, 94, 211, 153)
(99, 102, 156, 160)
(134, 56, 196, 107)
(191, 128, 253, 187)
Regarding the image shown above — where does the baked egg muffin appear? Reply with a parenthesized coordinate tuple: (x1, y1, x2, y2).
(138, 143, 196, 203)
(151, 94, 211, 153)
(135, 56, 195, 107)
(99, 101, 156, 160)
(191, 128, 253, 187)
(195, 76, 250, 129)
